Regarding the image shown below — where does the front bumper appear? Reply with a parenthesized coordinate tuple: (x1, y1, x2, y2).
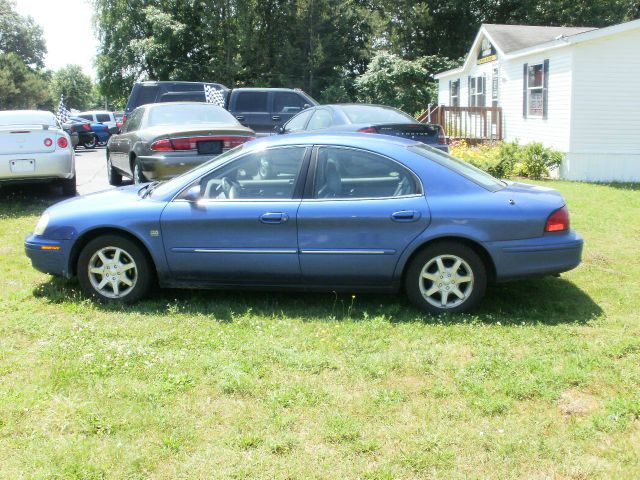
(138, 153, 217, 180)
(25, 235, 71, 278)
(484, 230, 584, 281)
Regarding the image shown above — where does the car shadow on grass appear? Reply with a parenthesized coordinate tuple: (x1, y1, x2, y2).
(0, 184, 69, 217)
(33, 274, 602, 326)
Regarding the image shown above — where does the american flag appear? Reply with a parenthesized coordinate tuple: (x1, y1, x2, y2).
(57, 94, 70, 123)
(204, 84, 225, 107)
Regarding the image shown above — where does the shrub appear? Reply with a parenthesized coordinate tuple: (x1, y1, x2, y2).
(449, 140, 563, 180)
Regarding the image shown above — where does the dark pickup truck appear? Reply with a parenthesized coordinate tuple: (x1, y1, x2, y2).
(124, 81, 318, 135)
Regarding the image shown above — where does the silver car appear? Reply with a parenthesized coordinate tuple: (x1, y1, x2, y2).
(0, 110, 76, 195)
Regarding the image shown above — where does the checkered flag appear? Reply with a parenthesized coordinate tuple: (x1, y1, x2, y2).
(204, 84, 225, 107)
(57, 94, 70, 123)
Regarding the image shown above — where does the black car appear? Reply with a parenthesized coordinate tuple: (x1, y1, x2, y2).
(62, 118, 97, 149)
(277, 104, 449, 152)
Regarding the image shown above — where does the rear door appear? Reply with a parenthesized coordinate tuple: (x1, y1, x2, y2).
(229, 91, 272, 134)
(297, 146, 430, 286)
(111, 108, 144, 171)
(160, 146, 310, 283)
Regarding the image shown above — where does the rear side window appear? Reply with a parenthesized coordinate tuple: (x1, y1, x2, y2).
(274, 92, 307, 113)
(96, 114, 111, 122)
(235, 92, 268, 112)
(78, 114, 92, 121)
(122, 108, 143, 132)
(314, 147, 420, 199)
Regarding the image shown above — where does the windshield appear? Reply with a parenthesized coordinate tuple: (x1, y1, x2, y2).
(147, 104, 238, 127)
(148, 144, 247, 198)
(341, 105, 416, 124)
(409, 144, 507, 192)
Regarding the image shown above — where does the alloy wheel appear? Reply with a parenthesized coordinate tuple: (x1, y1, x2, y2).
(418, 254, 474, 309)
(87, 246, 138, 298)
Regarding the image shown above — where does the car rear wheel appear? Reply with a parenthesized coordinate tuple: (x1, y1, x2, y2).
(83, 136, 97, 149)
(132, 158, 147, 184)
(77, 235, 152, 304)
(106, 151, 122, 186)
(405, 241, 486, 314)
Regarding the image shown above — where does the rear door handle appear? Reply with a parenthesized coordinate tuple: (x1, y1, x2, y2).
(235, 115, 245, 121)
(272, 115, 281, 121)
(391, 210, 420, 222)
(260, 212, 289, 224)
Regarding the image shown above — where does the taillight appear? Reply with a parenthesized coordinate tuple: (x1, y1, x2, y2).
(358, 127, 378, 133)
(545, 205, 570, 232)
(82, 124, 91, 131)
(57, 137, 69, 148)
(150, 136, 255, 152)
(437, 126, 446, 145)
(44, 138, 53, 147)
(122, 114, 128, 124)
(116, 121, 123, 129)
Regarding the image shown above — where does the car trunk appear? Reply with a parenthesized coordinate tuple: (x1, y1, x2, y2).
(148, 124, 255, 154)
(374, 123, 442, 145)
(0, 126, 57, 155)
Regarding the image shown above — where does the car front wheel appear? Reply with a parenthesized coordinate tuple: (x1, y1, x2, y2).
(77, 234, 152, 304)
(405, 241, 487, 314)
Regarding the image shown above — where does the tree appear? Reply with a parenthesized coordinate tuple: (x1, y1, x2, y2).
(51, 65, 95, 111)
(0, 0, 46, 67)
(0, 53, 50, 109)
(355, 51, 460, 115)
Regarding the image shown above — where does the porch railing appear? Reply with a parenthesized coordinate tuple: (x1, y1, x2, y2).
(418, 105, 503, 144)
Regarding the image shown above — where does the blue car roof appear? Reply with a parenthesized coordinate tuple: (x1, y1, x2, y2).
(249, 132, 420, 150)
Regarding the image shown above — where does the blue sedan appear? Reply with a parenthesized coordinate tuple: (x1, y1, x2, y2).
(25, 133, 583, 314)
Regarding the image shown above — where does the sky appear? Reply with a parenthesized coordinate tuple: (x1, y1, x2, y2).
(14, 0, 98, 78)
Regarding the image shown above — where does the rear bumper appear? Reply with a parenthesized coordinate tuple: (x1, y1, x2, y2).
(0, 150, 74, 182)
(25, 234, 71, 278)
(138, 153, 219, 180)
(484, 230, 583, 281)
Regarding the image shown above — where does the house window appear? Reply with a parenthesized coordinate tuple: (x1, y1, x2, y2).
(491, 67, 499, 107)
(469, 76, 486, 107)
(450, 79, 460, 107)
(523, 60, 549, 118)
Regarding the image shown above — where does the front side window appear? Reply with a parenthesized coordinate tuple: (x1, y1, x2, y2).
(285, 109, 313, 132)
(307, 109, 333, 130)
(274, 92, 307, 113)
(197, 147, 308, 200)
(313, 147, 419, 199)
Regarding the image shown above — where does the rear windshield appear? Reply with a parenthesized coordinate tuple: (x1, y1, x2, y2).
(409, 144, 507, 192)
(147, 104, 238, 127)
(341, 105, 416, 124)
(0, 111, 58, 126)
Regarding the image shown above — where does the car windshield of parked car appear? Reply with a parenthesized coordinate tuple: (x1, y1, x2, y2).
(147, 104, 237, 127)
(341, 105, 416, 124)
(148, 144, 247, 199)
(409, 144, 507, 192)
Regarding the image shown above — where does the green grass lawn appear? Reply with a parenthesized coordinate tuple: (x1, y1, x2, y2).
(0, 181, 639, 479)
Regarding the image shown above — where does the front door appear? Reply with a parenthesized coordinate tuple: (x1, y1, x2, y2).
(160, 146, 310, 284)
(297, 146, 430, 286)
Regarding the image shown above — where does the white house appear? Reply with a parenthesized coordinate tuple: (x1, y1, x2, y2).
(435, 20, 640, 182)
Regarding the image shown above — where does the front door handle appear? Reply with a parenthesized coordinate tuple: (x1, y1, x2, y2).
(260, 212, 289, 224)
(391, 210, 420, 222)
(272, 115, 281, 121)
(235, 115, 245, 121)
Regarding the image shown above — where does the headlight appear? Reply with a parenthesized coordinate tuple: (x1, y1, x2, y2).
(34, 213, 50, 236)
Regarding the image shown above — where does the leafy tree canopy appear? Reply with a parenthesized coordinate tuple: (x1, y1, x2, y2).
(0, 0, 46, 68)
(51, 65, 95, 111)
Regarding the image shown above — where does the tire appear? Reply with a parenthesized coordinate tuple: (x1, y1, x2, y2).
(106, 151, 122, 186)
(77, 234, 153, 304)
(405, 241, 487, 314)
(132, 158, 147, 184)
(59, 176, 76, 197)
(83, 136, 97, 149)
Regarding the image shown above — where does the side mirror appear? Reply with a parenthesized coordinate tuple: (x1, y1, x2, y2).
(303, 104, 311, 110)
(275, 125, 286, 135)
(183, 185, 202, 203)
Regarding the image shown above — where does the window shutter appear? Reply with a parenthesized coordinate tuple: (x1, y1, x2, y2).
(523, 63, 528, 118)
(468, 76, 471, 107)
(481, 76, 486, 107)
(543, 59, 549, 119)
(449, 80, 452, 106)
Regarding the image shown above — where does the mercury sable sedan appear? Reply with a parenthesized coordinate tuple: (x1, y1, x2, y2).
(25, 133, 583, 314)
